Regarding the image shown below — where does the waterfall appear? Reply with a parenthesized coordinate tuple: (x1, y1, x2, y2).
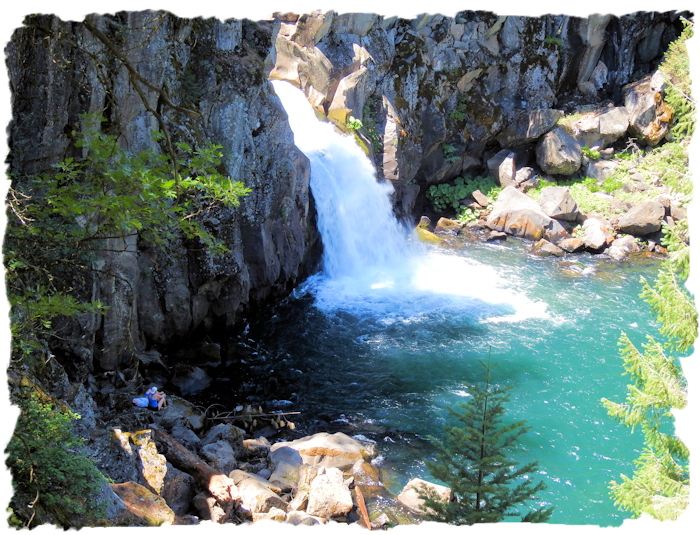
(271, 80, 548, 323)
(271, 80, 415, 282)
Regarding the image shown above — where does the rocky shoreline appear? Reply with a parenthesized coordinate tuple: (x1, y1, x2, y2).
(57, 375, 440, 528)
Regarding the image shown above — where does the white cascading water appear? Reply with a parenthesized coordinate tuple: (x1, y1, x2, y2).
(271, 80, 548, 323)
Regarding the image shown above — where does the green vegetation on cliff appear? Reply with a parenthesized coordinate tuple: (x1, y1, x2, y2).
(5, 114, 250, 368)
(6, 388, 108, 528)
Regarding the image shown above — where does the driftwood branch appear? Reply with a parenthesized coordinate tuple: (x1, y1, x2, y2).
(152, 428, 240, 511)
(354, 486, 371, 530)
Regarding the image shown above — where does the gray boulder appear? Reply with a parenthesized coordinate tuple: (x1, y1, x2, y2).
(497, 109, 564, 147)
(536, 126, 582, 176)
(229, 470, 288, 515)
(539, 186, 579, 221)
(570, 107, 629, 149)
(200, 423, 246, 457)
(161, 463, 196, 516)
(268, 445, 304, 491)
(487, 149, 517, 188)
(582, 217, 614, 251)
(606, 235, 642, 261)
(623, 71, 671, 147)
(585, 160, 619, 183)
(201, 440, 237, 475)
(616, 200, 666, 235)
(486, 187, 555, 241)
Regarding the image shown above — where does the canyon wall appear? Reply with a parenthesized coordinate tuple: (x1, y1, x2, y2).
(5, 9, 686, 378)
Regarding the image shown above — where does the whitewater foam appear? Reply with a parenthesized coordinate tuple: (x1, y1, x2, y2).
(271, 80, 549, 325)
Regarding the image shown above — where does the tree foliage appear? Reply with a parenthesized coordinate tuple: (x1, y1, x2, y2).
(600, 22, 695, 520)
(659, 18, 695, 141)
(5, 388, 109, 528)
(4, 113, 250, 364)
(420, 353, 553, 525)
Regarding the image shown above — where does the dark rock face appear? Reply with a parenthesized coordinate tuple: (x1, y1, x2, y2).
(6, 12, 322, 375)
(4, 9, 686, 378)
(268, 10, 685, 215)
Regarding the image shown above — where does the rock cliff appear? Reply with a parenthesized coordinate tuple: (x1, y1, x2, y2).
(6, 12, 322, 376)
(268, 10, 687, 216)
(5, 9, 687, 380)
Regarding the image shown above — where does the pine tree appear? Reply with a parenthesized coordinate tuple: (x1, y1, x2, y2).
(600, 22, 695, 519)
(419, 352, 553, 525)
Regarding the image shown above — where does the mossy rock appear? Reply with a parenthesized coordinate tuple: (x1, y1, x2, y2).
(414, 227, 445, 244)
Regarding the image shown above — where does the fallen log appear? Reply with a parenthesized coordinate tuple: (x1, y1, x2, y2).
(152, 428, 240, 509)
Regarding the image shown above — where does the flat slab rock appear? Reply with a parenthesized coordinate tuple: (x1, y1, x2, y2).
(269, 432, 376, 471)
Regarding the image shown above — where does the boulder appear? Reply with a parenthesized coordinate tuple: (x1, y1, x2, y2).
(201, 440, 237, 475)
(129, 430, 168, 495)
(268, 445, 304, 491)
(487, 149, 517, 188)
(497, 109, 564, 147)
(285, 510, 323, 526)
(585, 160, 619, 183)
(531, 239, 566, 257)
(269, 432, 376, 472)
(192, 491, 228, 523)
(306, 467, 354, 518)
(161, 463, 196, 517)
(514, 167, 537, 187)
(110, 482, 175, 526)
(157, 395, 206, 432)
(170, 425, 201, 450)
(582, 217, 614, 251)
(557, 238, 585, 253)
(396, 478, 451, 514)
(252, 507, 287, 523)
(229, 470, 288, 515)
(539, 186, 579, 221)
(616, 200, 665, 235)
(243, 436, 272, 458)
(536, 126, 582, 176)
(486, 187, 554, 241)
(471, 189, 490, 208)
(606, 235, 642, 261)
(569, 107, 629, 149)
(200, 423, 246, 457)
(434, 217, 461, 235)
(170, 365, 212, 396)
(623, 71, 672, 146)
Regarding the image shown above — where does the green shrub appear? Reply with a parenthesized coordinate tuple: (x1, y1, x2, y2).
(659, 19, 694, 141)
(6, 390, 108, 528)
(426, 175, 501, 213)
(581, 145, 600, 160)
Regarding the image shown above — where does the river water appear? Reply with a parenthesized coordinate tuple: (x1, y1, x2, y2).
(227, 81, 665, 525)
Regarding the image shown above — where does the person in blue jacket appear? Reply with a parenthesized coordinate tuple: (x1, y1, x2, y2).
(140, 386, 168, 411)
